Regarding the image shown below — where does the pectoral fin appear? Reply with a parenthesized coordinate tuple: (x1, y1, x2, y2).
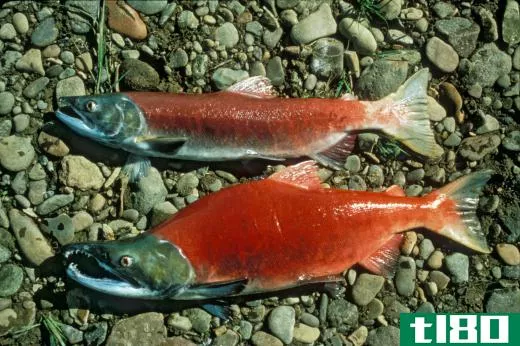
(133, 135, 187, 156)
(122, 154, 151, 183)
(187, 278, 248, 299)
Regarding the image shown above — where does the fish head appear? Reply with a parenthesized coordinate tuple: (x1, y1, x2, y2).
(56, 94, 146, 145)
(62, 234, 194, 299)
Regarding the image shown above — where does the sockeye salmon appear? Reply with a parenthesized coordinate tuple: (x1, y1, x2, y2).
(63, 161, 491, 316)
(56, 69, 443, 181)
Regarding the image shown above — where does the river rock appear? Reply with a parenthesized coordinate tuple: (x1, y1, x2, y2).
(290, 3, 336, 44)
(59, 155, 105, 191)
(339, 18, 377, 55)
(0, 136, 35, 172)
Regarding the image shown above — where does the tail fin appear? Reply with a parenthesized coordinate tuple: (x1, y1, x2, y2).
(430, 170, 493, 253)
(373, 69, 444, 159)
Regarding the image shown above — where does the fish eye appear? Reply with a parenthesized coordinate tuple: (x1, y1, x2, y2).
(120, 255, 133, 267)
(85, 100, 98, 112)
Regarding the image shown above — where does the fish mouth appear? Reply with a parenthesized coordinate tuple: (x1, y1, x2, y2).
(63, 245, 157, 298)
(56, 98, 98, 138)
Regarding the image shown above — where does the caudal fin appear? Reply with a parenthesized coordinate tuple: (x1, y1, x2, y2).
(430, 170, 493, 253)
(374, 69, 444, 159)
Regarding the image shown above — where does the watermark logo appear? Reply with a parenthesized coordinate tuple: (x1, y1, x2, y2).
(401, 314, 520, 345)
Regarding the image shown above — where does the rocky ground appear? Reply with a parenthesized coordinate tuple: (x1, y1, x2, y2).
(0, 0, 519, 345)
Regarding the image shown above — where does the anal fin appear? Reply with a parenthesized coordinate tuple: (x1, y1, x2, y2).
(310, 133, 357, 170)
(269, 161, 322, 189)
(358, 234, 404, 278)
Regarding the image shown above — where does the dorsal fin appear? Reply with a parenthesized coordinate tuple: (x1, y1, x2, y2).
(358, 234, 404, 277)
(269, 161, 322, 189)
(385, 185, 406, 196)
(227, 76, 276, 98)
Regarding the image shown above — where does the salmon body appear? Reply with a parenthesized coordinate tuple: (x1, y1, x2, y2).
(56, 70, 442, 180)
(63, 162, 491, 303)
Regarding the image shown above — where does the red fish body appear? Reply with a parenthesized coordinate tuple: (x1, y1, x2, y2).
(150, 162, 490, 294)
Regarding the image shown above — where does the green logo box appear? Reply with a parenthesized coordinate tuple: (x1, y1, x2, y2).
(400, 313, 520, 345)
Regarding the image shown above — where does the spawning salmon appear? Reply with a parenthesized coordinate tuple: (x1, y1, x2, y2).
(62, 161, 491, 316)
(56, 69, 443, 181)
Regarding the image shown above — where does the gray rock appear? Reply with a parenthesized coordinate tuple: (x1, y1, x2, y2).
(357, 59, 408, 100)
(462, 43, 512, 87)
(367, 165, 384, 186)
(263, 27, 283, 49)
(0, 264, 23, 297)
(378, 0, 403, 20)
(268, 306, 295, 344)
(387, 29, 413, 45)
(345, 155, 361, 173)
(0, 23, 16, 40)
(66, 0, 99, 34)
(0, 136, 35, 172)
(15, 49, 45, 75)
(251, 331, 283, 346)
(266, 56, 285, 86)
(383, 297, 410, 320)
(476, 114, 500, 134)
(72, 211, 94, 232)
(178, 10, 199, 30)
(9, 209, 54, 265)
(41, 214, 75, 245)
(339, 18, 377, 55)
(167, 313, 192, 331)
(129, 167, 167, 215)
(0, 92, 15, 115)
(13, 114, 30, 133)
(277, 0, 299, 9)
(503, 265, 520, 279)
(419, 239, 435, 259)
(56, 76, 86, 99)
(127, 0, 167, 15)
(444, 252, 469, 283)
(169, 49, 189, 69)
(176, 172, 199, 196)
(366, 326, 400, 346)
(503, 0, 520, 45)
(31, 17, 58, 47)
(352, 273, 385, 306)
(35, 194, 74, 217)
(433, 2, 457, 18)
(212, 68, 249, 90)
(290, 3, 336, 44)
(435, 17, 480, 57)
(486, 288, 520, 312)
(215, 23, 239, 48)
(212, 330, 239, 346)
(61, 323, 84, 344)
(477, 7, 498, 42)
(120, 59, 160, 91)
(503, 130, 520, 151)
(327, 298, 358, 328)
(184, 308, 211, 333)
(0, 245, 11, 263)
(23, 77, 50, 99)
(416, 302, 435, 313)
(395, 256, 416, 297)
(0, 119, 12, 137)
(425, 37, 459, 73)
(59, 155, 104, 191)
(106, 312, 166, 346)
(84, 322, 108, 346)
(151, 201, 177, 226)
(12, 13, 29, 34)
(192, 54, 208, 79)
(458, 133, 501, 161)
(239, 320, 253, 340)
(514, 46, 520, 70)
(11, 172, 27, 195)
(348, 175, 367, 191)
(300, 312, 319, 327)
(60, 50, 75, 65)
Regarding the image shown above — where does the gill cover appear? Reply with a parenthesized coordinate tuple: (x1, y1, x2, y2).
(63, 234, 195, 299)
(56, 93, 147, 145)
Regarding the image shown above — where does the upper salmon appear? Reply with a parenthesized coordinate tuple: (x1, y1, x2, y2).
(56, 69, 443, 180)
(62, 162, 491, 305)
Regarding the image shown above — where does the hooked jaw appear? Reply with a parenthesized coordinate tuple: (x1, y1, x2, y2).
(56, 97, 105, 142)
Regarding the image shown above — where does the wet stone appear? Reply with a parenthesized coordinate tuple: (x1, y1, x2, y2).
(395, 256, 416, 297)
(267, 306, 295, 344)
(212, 330, 239, 346)
(352, 273, 385, 306)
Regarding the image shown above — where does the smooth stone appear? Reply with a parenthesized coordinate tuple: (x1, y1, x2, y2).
(263, 27, 283, 49)
(477, 7, 499, 42)
(513, 46, 520, 70)
(212, 68, 248, 90)
(251, 331, 283, 346)
(31, 17, 58, 47)
(184, 308, 211, 333)
(55, 76, 86, 99)
(338, 18, 377, 55)
(169, 49, 188, 69)
(503, 130, 520, 151)
(106, 312, 166, 346)
(268, 306, 295, 344)
(0, 245, 11, 263)
(462, 43, 512, 87)
(352, 273, 385, 306)
(0, 23, 16, 40)
(128, 167, 167, 214)
(75, 52, 93, 72)
(266, 56, 285, 86)
(35, 194, 75, 216)
(416, 302, 435, 313)
(41, 214, 75, 245)
(0, 136, 35, 172)
(9, 209, 54, 265)
(387, 29, 413, 45)
(292, 324, 320, 344)
(13, 114, 30, 133)
(23, 77, 49, 99)
(167, 313, 192, 331)
(120, 59, 160, 91)
(71, 211, 94, 232)
(425, 37, 459, 73)
(378, 0, 403, 20)
(444, 252, 469, 283)
(433, 2, 457, 18)
(290, 3, 336, 44)
(0, 92, 15, 115)
(127, 0, 167, 15)
(395, 256, 416, 297)
(177, 10, 199, 30)
(59, 155, 105, 191)
(12, 13, 29, 34)
(215, 22, 239, 48)
(496, 244, 520, 265)
(38, 131, 70, 157)
(15, 49, 45, 75)
(419, 239, 435, 259)
(151, 201, 177, 227)
(107, 0, 147, 40)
